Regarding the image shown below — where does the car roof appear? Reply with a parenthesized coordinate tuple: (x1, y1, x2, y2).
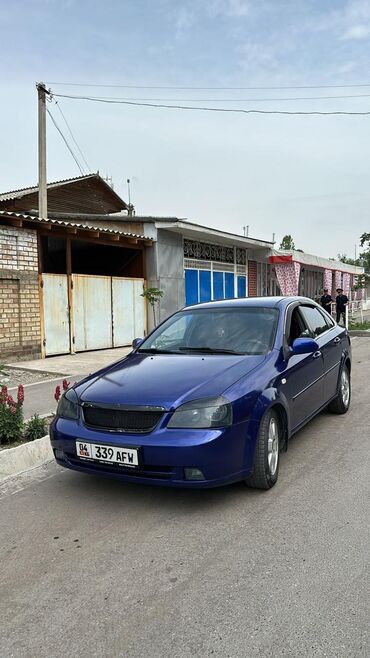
(183, 296, 313, 311)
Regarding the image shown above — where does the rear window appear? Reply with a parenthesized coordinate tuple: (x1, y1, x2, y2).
(299, 306, 329, 338)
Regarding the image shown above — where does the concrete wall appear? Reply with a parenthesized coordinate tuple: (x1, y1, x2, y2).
(144, 229, 184, 331)
(0, 225, 42, 360)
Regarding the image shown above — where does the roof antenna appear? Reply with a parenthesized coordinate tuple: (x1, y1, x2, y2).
(127, 178, 135, 216)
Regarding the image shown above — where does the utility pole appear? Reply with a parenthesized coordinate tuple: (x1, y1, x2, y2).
(37, 82, 49, 219)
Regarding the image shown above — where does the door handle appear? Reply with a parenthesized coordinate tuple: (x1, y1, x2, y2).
(313, 351, 322, 359)
(333, 337, 341, 344)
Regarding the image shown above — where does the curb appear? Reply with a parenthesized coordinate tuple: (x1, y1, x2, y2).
(0, 435, 53, 481)
(4, 364, 69, 377)
(349, 330, 370, 337)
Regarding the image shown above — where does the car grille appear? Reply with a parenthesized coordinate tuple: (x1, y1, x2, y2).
(82, 404, 164, 433)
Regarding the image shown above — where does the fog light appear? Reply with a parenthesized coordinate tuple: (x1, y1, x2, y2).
(54, 449, 64, 460)
(184, 468, 205, 481)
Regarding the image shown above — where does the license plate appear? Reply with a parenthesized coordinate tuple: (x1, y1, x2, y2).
(75, 441, 139, 468)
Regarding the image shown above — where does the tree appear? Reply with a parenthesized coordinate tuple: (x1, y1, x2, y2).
(337, 253, 357, 266)
(279, 235, 296, 250)
(141, 287, 163, 327)
(359, 232, 370, 272)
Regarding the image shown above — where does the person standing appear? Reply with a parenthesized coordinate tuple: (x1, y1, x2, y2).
(320, 289, 332, 315)
(335, 288, 348, 325)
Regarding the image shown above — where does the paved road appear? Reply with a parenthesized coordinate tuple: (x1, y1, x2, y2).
(8, 376, 88, 420)
(1, 339, 369, 658)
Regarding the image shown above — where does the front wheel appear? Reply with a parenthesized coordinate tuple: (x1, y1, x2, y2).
(245, 409, 280, 490)
(328, 365, 351, 414)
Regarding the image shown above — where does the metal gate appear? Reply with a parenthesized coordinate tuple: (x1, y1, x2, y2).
(42, 274, 70, 356)
(42, 274, 146, 356)
(112, 278, 145, 347)
(73, 275, 113, 352)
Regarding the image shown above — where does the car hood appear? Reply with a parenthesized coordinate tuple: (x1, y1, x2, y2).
(76, 352, 266, 410)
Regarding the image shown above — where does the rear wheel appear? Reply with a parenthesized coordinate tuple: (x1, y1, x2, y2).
(328, 365, 351, 414)
(245, 409, 280, 490)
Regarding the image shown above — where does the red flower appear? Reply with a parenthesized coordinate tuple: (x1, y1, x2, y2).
(0, 385, 8, 404)
(62, 379, 70, 391)
(54, 385, 61, 402)
(17, 384, 24, 405)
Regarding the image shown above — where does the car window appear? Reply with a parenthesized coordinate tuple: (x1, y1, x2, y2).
(319, 308, 335, 328)
(287, 307, 311, 346)
(139, 307, 279, 355)
(299, 305, 328, 338)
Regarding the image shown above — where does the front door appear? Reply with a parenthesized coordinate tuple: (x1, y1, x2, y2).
(283, 306, 324, 430)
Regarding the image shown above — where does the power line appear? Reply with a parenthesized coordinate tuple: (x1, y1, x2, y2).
(52, 93, 370, 102)
(46, 107, 86, 175)
(47, 80, 370, 90)
(54, 99, 91, 171)
(52, 93, 370, 116)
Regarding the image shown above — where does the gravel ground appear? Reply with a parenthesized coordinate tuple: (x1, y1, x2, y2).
(0, 368, 63, 388)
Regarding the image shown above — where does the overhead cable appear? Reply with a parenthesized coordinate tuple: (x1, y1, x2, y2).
(47, 81, 370, 90)
(54, 100, 91, 172)
(46, 107, 85, 175)
(50, 93, 370, 102)
(52, 93, 370, 116)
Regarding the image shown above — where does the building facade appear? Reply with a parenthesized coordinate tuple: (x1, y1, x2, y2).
(0, 175, 365, 360)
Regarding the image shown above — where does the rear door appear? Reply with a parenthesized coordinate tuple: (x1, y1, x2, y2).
(283, 305, 325, 430)
(301, 306, 343, 401)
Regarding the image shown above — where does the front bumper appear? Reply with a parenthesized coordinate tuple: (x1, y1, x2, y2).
(50, 416, 254, 488)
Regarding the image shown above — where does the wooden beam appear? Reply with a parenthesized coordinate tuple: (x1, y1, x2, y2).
(76, 229, 100, 238)
(144, 241, 153, 247)
(125, 237, 138, 245)
(66, 227, 77, 234)
(5, 217, 23, 228)
(66, 237, 75, 355)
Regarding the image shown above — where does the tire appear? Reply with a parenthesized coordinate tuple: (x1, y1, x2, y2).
(245, 409, 280, 490)
(328, 365, 351, 414)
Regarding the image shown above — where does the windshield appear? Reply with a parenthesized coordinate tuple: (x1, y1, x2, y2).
(138, 307, 279, 355)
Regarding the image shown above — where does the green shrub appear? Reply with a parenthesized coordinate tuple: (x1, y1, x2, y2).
(24, 414, 48, 442)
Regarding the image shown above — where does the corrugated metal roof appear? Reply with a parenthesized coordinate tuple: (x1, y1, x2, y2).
(0, 211, 153, 241)
(0, 173, 98, 201)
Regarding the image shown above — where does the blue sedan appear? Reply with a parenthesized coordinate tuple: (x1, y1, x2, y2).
(50, 297, 351, 489)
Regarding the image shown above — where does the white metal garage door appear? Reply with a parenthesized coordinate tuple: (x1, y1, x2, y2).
(42, 274, 70, 356)
(73, 275, 113, 352)
(112, 278, 145, 346)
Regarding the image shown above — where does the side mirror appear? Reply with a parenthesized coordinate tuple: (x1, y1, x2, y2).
(132, 337, 144, 350)
(290, 337, 319, 356)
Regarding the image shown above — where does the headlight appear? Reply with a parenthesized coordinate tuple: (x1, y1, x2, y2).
(57, 388, 79, 420)
(167, 396, 232, 429)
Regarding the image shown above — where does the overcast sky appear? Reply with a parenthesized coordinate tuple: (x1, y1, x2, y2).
(1, 0, 370, 258)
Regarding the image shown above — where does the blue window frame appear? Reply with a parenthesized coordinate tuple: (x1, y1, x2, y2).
(237, 276, 246, 298)
(225, 273, 235, 299)
(213, 271, 224, 300)
(200, 270, 212, 302)
(185, 269, 198, 306)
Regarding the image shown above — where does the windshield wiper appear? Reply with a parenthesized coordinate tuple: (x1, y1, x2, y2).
(178, 346, 242, 355)
(138, 347, 180, 354)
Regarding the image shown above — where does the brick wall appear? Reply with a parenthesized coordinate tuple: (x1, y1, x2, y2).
(0, 225, 42, 361)
(248, 260, 257, 297)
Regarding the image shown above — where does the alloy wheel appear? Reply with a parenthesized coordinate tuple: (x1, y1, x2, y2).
(267, 416, 279, 476)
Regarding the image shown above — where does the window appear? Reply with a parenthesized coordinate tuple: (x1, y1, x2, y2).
(287, 307, 310, 346)
(320, 308, 335, 329)
(140, 307, 279, 355)
(299, 306, 328, 338)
